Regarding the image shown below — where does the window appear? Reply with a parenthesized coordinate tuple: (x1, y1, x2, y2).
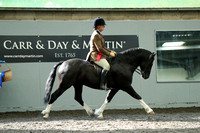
(156, 31, 200, 82)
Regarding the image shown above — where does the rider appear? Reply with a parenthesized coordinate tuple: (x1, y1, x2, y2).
(86, 17, 116, 90)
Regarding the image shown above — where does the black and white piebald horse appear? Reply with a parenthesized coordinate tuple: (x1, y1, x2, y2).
(42, 48, 156, 119)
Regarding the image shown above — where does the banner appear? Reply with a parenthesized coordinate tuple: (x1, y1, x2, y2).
(0, 35, 138, 62)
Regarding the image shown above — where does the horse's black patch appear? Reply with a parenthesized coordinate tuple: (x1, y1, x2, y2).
(44, 48, 155, 108)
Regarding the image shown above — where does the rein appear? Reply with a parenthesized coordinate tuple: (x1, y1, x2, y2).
(135, 68, 142, 75)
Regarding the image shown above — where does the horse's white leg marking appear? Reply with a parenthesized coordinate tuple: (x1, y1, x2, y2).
(83, 103, 94, 116)
(139, 99, 154, 114)
(94, 99, 108, 119)
(41, 104, 52, 118)
(95, 90, 111, 119)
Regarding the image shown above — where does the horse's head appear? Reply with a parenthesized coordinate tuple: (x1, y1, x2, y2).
(139, 52, 156, 79)
(119, 48, 156, 79)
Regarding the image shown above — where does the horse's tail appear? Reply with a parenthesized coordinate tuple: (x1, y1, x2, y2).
(44, 61, 64, 104)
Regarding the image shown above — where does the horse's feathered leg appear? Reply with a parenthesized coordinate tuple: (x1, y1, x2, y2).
(139, 99, 154, 114)
(122, 86, 154, 115)
(94, 89, 119, 119)
(42, 86, 68, 119)
(42, 75, 73, 119)
(73, 84, 94, 116)
(41, 104, 52, 119)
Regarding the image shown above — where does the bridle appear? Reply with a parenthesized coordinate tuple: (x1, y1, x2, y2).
(135, 58, 154, 76)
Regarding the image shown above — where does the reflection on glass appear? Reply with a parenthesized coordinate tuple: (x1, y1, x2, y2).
(156, 31, 200, 82)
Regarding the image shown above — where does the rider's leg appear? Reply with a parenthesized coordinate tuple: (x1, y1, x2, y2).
(94, 59, 110, 90)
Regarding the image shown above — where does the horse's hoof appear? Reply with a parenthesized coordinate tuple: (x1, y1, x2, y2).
(94, 109, 104, 119)
(149, 111, 155, 115)
(87, 110, 94, 117)
(41, 110, 46, 115)
(43, 114, 49, 119)
(97, 114, 104, 119)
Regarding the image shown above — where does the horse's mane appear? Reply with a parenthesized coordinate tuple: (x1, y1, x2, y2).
(120, 47, 142, 54)
(109, 47, 151, 64)
(120, 47, 152, 57)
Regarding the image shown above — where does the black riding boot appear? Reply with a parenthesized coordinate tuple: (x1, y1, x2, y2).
(100, 69, 109, 90)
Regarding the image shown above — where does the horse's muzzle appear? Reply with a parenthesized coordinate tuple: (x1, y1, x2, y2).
(141, 71, 149, 79)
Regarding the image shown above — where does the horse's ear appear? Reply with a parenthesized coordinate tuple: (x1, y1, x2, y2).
(149, 52, 156, 59)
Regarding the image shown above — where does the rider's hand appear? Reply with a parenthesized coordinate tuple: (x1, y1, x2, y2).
(112, 51, 116, 54)
(110, 51, 115, 57)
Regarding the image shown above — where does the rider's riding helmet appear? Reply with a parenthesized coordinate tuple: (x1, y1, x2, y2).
(93, 17, 106, 28)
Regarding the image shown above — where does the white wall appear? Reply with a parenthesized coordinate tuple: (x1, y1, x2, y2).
(0, 20, 200, 112)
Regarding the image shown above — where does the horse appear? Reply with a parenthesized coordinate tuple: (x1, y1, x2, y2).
(41, 48, 156, 119)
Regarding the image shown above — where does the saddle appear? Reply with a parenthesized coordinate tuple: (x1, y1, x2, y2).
(91, 62, 103, 76)
(89, 57, 113, 76)
(87, 57, 114, 91)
